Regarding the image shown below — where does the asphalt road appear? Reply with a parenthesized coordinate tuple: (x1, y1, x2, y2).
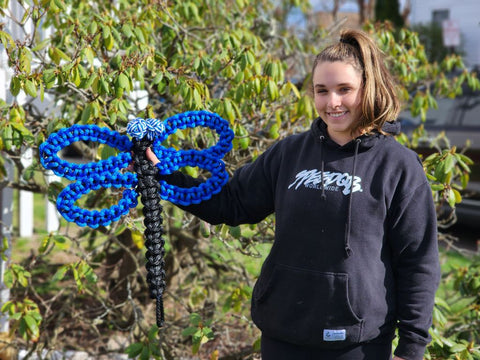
(442, 223, 479, 253)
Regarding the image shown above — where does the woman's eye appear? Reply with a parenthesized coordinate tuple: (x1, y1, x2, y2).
(340, 87, 351, 92)
(316, 89, 327, 94)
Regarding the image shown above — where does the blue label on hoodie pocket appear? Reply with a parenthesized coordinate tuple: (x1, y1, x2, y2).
(323, 329, 346, 341)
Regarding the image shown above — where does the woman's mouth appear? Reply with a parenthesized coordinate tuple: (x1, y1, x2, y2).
(327, 111, 348, 118)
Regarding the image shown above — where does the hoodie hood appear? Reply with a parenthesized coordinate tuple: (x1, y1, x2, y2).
(310, 117, 401, 150)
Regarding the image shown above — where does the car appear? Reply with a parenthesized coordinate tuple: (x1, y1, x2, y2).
(397, 88, 480, 231)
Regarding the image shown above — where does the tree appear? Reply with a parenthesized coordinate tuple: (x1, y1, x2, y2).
(375, 0, 404, 27)
(0, 0, 479, 359)
(410, 22, 455, 63)
(357, 0, 376, 25)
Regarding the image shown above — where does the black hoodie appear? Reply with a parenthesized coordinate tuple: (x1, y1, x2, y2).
(161, 117, 441, 360)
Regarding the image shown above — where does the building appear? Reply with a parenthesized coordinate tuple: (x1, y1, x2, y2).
(409, 0, 480, 68)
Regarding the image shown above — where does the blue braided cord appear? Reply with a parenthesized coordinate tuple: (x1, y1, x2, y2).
(153, 110, 234, 161)
(39, 125, 133, 180)
(39, 111, 234, 228)
(127, 117, 165, 141)
(57, 173, 138, 228)
(126, 118, 147, 140)
(156, 149, 228, 205)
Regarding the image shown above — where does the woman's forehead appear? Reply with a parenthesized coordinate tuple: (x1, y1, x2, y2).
(313, 61, 363, 86)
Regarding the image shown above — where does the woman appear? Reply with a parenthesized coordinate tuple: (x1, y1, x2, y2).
(147, 29, 440, 360)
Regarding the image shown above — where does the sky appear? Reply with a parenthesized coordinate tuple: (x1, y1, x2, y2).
(311, 0, 358, 12)
(309, 0, 406, 14)
(287, 0, 407, 28)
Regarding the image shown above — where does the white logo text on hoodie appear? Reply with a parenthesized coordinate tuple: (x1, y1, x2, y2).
(288, 169, 362, 195)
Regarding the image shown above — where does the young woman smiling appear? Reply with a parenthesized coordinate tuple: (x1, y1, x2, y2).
(147, 29, 440, 360)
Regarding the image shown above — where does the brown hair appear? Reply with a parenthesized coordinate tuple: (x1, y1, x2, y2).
(312, 29, 400, 135)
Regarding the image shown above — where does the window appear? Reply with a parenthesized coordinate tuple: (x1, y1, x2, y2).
(432, 9, 449, 26)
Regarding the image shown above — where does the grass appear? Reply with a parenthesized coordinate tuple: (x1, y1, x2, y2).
(439, 246, 477, 271)
(10, 190, 50, 262)
(437, 246, 480, 300)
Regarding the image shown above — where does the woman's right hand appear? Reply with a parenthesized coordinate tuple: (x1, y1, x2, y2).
(146, 147, 160, 166)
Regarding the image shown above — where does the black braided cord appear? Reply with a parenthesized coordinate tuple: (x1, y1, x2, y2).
(131, 137, 166, 327)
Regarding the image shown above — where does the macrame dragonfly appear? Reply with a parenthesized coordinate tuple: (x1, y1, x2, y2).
(39, 110, 234, 326)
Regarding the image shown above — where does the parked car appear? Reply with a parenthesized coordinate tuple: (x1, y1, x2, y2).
(398, 88, 480, 230)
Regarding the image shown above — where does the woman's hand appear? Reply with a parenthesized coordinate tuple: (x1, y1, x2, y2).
(146, 147, 160, 166)
(393, 356, 406, 360)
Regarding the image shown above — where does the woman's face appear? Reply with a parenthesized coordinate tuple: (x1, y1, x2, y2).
(313, 61, 363, 145)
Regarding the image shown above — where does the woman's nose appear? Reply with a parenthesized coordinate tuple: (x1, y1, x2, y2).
(327, 93, 341, 108)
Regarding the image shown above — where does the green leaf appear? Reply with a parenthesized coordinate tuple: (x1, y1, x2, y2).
(457, 153, 474, 165)
(39, 81, 45, 101)
(81, 103, 92, 124)
(0, 30, 14, 48)
(269, 123, 279, 139)
(191, 341, 200, 354)
(121, 23, 133, 38)
(0, 236, 8, 261)
(125, 342, 143, 358)
(452, 188, 462, 204)
(38, 234, 52, 254)
(461, 172, 470, 189)
(430, 184, 444, 191)
(23, 314, 39, 336)
(229, 226, 241, 239)
(223, 99, 235, 122)
(22, 164, 36, 181)
(43, 69, 57, 88)
(450, 343, 467, 353)
(2, 124, 13, 151)
(433, 161, 446, 183)
(10, 312, 22, 321)
(139, 345, 150, 360)
(193, 88, 202, 107)
(104, 33, 114, 50)
(53, 234, 70, 250)
(267, 79, 278, 100)
(182, 326, 198, 337)
(11, 122, 33, 138)
(84, 46, 95, 65)
(32, 38, 50, 52)
(147, 325, 159, 342)
(239, 136, 249, 150)
(10, 77, 21, 96)
(53, 265, 69, 282)
(184, 166, 198, 177)
(134, 27, 145, 43)
(24, 79, 37, 97)
(189, 312, 202, 326)
(53, 0, 66, 11)
(3, 268, 13, 288)
(54, 47, 71, 62)
(447, 188, 456, 208)
(117, 72, 129, 89)
(443, 154, 455, 174)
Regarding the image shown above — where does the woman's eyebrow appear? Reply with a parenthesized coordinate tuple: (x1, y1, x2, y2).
(314, 82, 353, 88)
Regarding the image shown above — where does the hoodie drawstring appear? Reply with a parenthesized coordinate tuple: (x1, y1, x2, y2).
(344, 138, 361, 258)
(319, 136, 326, 201)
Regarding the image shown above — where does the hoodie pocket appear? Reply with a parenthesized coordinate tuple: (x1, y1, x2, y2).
(251, 264, 364, 347)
